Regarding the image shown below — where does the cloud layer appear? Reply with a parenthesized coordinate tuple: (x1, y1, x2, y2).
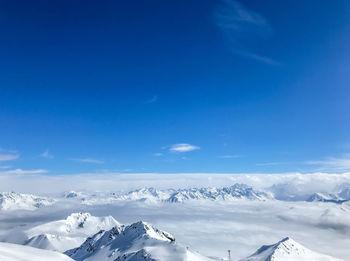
(72, 158, 104, 164)
(169, 144, 200, 153)
(0, 153, 19, 161)
(307, 154, 350, 172)
(40, 150, 54, 159)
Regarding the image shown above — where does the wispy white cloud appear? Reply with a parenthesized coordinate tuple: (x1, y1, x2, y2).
(40, 149, 54, 159)
(219, 154, 241, 159)
(0, 165, 11, 169)
(256, 162, 286, 166)
(72, 158, 104, 164)
(0, 168, 48, 175)
(169, 144, 200, 153)
(215, 0, 270, 31)
(152, 153, 163, 157)
(215, 0, 277, 65)
(0, 150, 19, 161)
(306, 154, 350, 172)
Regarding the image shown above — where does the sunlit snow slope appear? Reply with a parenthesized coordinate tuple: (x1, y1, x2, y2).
(0, 242, 74, 261)
(25, 212, 120, 252)
(240, 237, 343, 261)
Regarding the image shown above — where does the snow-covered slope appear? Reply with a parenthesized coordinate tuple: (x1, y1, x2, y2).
(0, 192, 55, 211)
(66, 221, 212, 261)
(25, 212, 120, 252)
(240, 237, 343, 261)
(0, 242, 74, 261)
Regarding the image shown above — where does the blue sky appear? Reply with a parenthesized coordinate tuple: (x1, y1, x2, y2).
(1, 0, 350, 174)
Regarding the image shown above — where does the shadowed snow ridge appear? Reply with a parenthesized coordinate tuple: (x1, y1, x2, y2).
(66, 221, 211, 261)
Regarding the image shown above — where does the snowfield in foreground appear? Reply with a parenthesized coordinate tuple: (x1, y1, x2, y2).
(0, 242, 73, 261)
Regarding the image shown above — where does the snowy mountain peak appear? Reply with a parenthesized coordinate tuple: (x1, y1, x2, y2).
(0, 191, 55, 211)
(117, 187, 172, 202)
(240, 237, 343, 261)
(65, 212, 91, 230)
(166, 184, 272, 203)
(125, 221, 175, 242)
(66, 220, 211, 261)
(113, 184, 271, 203)
(25, 212, 120, 252)
(64, 191, 86, 199)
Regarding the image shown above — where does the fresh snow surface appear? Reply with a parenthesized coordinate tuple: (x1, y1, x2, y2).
(66, 220, 212, 261)
(25, 212, 120, 252)
(0, 192, 55, 211)
(0, 242, 74, 261)
(239, 237, 343, 261)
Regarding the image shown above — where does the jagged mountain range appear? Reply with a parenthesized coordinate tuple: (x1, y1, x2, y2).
(1, 182, 350, 212)
(115, 184, 273, 203)
(306, 186, 350, 203)
(0, 191, 55, 211)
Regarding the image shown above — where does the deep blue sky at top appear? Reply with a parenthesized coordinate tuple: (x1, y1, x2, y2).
(0, 0, 350, 174)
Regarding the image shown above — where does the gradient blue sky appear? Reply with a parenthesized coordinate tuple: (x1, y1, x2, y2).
(1, 0, 350, 174)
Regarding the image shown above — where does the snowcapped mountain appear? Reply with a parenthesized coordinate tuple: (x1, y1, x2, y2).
(64, 191, 89, 199)
(0, 242, 74, 261)
(307, 184, 350, 204)
(240, 237, 343, 261)
(66, 221, 212, 261)
(25, 212, 120, 252)
(62, 184, 271, 205)
(166, 184, 272, 202)
(306, 192, 348, 204)
(115, 187, 173, 202)
(114, 184, 272, 203)
(0, 192, 55, 211)
(63, 191, 123, 205)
